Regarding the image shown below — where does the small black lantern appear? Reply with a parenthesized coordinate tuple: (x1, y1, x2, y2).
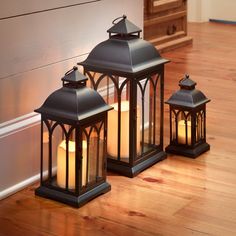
(78, 15, 169, 177)
(165, 75, 210, 158)
(34, 67, 113, 207)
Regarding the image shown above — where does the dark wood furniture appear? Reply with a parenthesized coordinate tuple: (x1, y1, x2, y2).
(144, 0, 193, 52)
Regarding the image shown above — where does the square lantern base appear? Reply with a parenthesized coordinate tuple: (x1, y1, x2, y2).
(165, 142, 210, 158)
(107, 151, 167, 178)
(35, 181, 111, 208)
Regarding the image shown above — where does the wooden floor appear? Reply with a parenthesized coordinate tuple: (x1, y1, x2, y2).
(1, 22, 236, 236)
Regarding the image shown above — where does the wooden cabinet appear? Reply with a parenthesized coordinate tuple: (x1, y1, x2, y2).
(144, 0, 192, 52)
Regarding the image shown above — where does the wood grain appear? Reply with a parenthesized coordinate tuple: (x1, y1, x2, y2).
(144, 0, 192, 53)
(0, 22, 236, 236)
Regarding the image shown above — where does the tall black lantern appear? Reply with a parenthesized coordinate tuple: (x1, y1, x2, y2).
(165, 75, 210, 158)
(34, 67, 113, 207)
(78, 16, 169, 177)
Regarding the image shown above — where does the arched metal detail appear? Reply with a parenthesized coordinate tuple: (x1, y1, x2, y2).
(81, 121, 105, 187)
(95, 74, 119, 91)
(136, 74, 160, 156)
(84, 71, 96, 88)
(170, 109, 178, 142)
(196, 110, 205, 142)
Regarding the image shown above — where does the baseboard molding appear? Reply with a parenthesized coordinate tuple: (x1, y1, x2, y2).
(0, 112, 40, 138)
(209, 19, 236, 25)
(0, 167, 57, 200)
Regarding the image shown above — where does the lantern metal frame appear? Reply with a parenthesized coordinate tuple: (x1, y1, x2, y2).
(165, 75, 210, 158)
(35, 67, 113, 207)
(78, 15, 169, 177)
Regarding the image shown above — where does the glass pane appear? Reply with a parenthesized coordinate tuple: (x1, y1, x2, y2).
(119, 79, 130, 162)
(86, 71, 131, 163)
(88, 127, 98, 183)
(196, 110, 204, 143)
(106, 77, 130, 162)
(98, 122, 105, 178)
(107, 105, 118, 159)
(171, 110, 177, 142)
(82, 121, 105, 187)
(177, 111, 191, 145)
(56, 126, 76, 190)
(137, 78, 153, 158)
(42, 120, 62, 184)
(136, 74, 161, 159)
(154, 74, 161, 146)
(42, 121, 50, 181)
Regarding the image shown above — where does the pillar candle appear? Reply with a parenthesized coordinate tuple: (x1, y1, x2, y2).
(107, 101, 140, 158)
(57, 140, 87, 189)
(178, 120, 191, 144)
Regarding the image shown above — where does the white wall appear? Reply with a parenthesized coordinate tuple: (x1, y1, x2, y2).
(0, 0, 143, 199)
(188, 0, 236, 22)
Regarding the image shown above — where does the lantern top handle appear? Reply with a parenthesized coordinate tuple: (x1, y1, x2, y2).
(112, 15, 127, 25)
(62, 66, 88, 88)
(179, 74, 197, 90)
(107, 15, 142, 38)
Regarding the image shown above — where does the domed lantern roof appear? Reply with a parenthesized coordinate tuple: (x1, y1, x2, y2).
(166, 75, 210, 108)
(35, 67, 112, 122)
(78, 15, 169, 77)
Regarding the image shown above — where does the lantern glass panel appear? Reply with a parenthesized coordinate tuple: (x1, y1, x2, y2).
(176, 111, 191, 145)
(56, 126, 76, 190)
(98, 122, 105, 178)
(171, 110, 177, 142)
(82, 120, 105, 186)
(136, 77, 151, 158)
(98, 76, 130, 163)
(154, 74, 161, 146)
(118, 79, 130, 162)
(196, 110, 205, 143)
(42, 121, 50, 181)
(88, 72, 118, 105)
(136, 74, 161, 159)
(43, 120, 62, 184)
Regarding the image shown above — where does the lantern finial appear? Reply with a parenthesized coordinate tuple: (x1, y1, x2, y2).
(107, 15, 142, 37)
(62, 66, 87, 88)
(179, 74, 197, 90)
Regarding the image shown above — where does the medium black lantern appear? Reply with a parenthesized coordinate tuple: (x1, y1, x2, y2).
(78, 15, 169, 177)
(34, 67, 113, 207)
(165, 75, 210, 158)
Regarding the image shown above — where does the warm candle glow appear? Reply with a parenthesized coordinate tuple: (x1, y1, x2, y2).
(57, 140, 87, 189)
(107, 101, 140, 158)
(178, 120, 191, 144)
(43, 132, 49, 143)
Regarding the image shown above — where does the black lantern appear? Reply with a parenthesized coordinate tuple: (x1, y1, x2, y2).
(34, 67, 113, 207)
(165, 75, 210, 158)
(78, 16, 169, 177)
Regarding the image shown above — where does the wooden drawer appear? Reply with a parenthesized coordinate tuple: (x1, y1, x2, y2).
(144, 0, 192, 52)
(147, 0, 185, 14)
(144, 13, 187, 45)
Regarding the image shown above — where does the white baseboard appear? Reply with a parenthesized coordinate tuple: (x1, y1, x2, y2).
(0, 112, 40, 138)
(0, 167, 57, 200)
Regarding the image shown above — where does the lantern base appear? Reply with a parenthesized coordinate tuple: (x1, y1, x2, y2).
(107, 151, 167, 177)
(165, 142, 210, 158)
(35, 181, 111, 208)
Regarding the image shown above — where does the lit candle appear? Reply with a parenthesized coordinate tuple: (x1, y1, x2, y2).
(57, 140, 87, 189)
(178, 120, 191, 144)
(107, 101, 140, 158)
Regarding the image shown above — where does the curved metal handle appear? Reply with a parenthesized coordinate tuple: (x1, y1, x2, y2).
(112, 15, 126, 25)
(65, 66, 78, 76)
